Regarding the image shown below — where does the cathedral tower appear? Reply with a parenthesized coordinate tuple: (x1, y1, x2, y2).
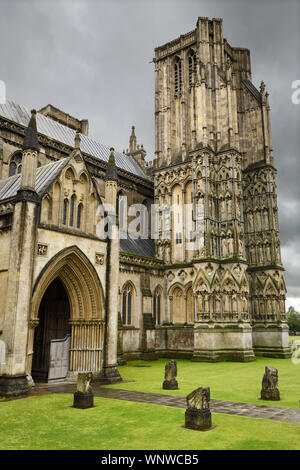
(153, 17, 290, 360)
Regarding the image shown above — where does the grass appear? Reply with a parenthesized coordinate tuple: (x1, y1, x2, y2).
(0, 340, 299, 450)
(107, 355, 300, 409)
(0, 394, 299, 450)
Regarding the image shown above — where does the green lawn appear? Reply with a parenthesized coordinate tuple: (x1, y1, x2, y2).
(0, 394, 299, 450)
(108, 355, 300, 409)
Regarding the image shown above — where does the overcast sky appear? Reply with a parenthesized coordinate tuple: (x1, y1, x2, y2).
(1, 0, 299, 310)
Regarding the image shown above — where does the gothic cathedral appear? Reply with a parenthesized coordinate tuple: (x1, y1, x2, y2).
(0, 17, 290, 397)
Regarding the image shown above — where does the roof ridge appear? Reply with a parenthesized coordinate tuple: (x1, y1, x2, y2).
(0, 99, 149, 181)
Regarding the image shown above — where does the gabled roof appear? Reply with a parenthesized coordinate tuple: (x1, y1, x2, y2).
(0, 100, 149, 181)
(0, 157, 70, 201)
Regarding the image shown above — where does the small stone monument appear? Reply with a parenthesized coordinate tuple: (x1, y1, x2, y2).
(163, 360, 178, 390)
(185, 387, 212, 430)
(260, 365, 280, 401)
(73, 372, 94, 409)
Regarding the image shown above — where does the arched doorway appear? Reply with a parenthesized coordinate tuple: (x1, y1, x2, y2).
(32, 278, 70, 382)
(28, 246, 105, 381)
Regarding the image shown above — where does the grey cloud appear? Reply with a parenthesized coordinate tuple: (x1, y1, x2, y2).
(0, 0, 299, 302)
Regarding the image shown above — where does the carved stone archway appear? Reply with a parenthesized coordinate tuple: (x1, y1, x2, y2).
(27, 246, 105, 378)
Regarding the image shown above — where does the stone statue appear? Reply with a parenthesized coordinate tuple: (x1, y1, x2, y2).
(248, 212, 253, 231)
(185, 387, 212, 430)
(222, 237, 227, 257)
(73, 372, 94, 408)
(260, 366, 280, 401)
(163, 359, 178, 390)
(77, 372, 93, 394)
(228, 236, 234, 255)
(186, 387, 210, 410)
(165, 244, 171, 263)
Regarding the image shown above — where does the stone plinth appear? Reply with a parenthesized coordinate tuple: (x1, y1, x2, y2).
(73, 372, 94, 409)
(185, 408, 212, 430)
(73, 390, 94, 409)
(0, 375, 29, 397)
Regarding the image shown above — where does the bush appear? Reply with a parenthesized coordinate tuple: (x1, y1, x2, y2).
(287, 308, 300, 333)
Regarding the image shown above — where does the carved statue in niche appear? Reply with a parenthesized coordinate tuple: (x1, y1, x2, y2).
(256, 211, 261, 231)
(163, 204, 171, 231)
(157, 244, 163, 259)
(197, 294, 204, 313)
(250, 245, 256, 264)
(280, 298, 285, 313)
(263, 210, 269, 230)
(267, 297, 273, 314)
(241, 295, 248, 313)
(222, 237, 227, 257)
(258, 244, 264, 263)
(220, 199, 226, 220)
(265, 243, 271, 261)
(165, 244, 171, 263)
(215, 294, 221, 313)
(223, 294, 230, 312)
(238, 238, 244, 255)
(204, 294, 210, 313)
(248, 212, 254, 231)
(228, 236, 234, 255)
(227, 198, 232, 218)
(259, 299, 265, 315)
(232, 294, 238, 312)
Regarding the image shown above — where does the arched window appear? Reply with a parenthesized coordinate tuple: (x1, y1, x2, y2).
(63, 199, 68, 225)
(174, 57, 182, 97)
(153, 287, 162, 325)
(122, 283, 133, 325)
(77, 203, 83, 229)
(69, 194, 76, 226)
(9, 161, 17, 177)
(9, 152, 22, 176)
(188, 50, 196, 87)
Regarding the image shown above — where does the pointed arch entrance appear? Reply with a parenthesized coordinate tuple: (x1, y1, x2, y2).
(28, 246, 105, 381)
(32, 278, 70, 382)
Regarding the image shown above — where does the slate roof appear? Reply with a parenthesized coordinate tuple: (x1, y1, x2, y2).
(120, 232, 155, 258)
(0, 100, 149, 180)
(0, 158, 70, 201)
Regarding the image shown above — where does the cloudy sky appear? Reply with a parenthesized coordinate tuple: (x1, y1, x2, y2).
(1, 0, 299, 309)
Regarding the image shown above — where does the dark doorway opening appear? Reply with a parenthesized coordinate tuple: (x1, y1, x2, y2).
(32, 278, 70, 382)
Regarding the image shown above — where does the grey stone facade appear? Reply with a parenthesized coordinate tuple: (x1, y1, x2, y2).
(0, 16, 290, 396)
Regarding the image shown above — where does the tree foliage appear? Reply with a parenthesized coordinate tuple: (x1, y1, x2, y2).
(287, 307, 300, 332)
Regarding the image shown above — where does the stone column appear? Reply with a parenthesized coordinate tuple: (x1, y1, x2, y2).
(101, 222, 122, 382)
(0, 193, 39, 396)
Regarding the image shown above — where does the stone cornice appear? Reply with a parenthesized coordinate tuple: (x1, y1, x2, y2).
(119, 252, 164, 270)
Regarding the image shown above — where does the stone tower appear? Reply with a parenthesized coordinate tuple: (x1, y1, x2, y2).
(153, 17, 290, 360)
